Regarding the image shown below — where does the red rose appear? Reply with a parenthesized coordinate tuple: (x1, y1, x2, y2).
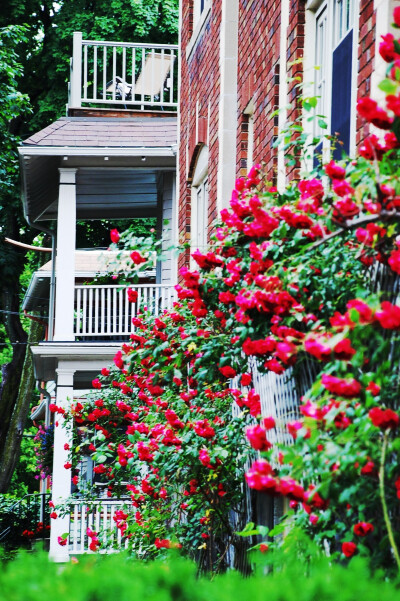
(321, 374, 362, 398)
(379, 33, 396, 62)
(369, 407, 399, 430)
(324, 160, 346, 180)
(366, 382, 380, 396)
(130, 250, 147, 265)
(393, 6, 400, 27)
(376, 301, 400, 329)
(92, 378, 102, 389)
(110, 228, 120, 243)
(246, 425, 272, 451)
(353, 522, 374, 537)
(240, 373, 252, 386)
(127, 288, 139, 303)
(342, 541, 357, 557)
(218, 365, 237, 378)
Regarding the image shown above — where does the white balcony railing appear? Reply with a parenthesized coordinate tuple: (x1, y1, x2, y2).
(74, 284, 176, 339)
(69, 32, 178, 111)
(69, 499, 131, 554)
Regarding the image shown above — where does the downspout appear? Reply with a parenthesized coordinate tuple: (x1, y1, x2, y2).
(25, 216, 56, 342)
(36, 380, 52, 429)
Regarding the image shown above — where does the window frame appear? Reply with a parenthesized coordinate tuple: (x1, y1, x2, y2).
(190, 145, 209, 254)
(304, 0, 358, 158)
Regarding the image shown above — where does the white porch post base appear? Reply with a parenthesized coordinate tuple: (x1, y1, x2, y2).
(49, 366, 75, 562)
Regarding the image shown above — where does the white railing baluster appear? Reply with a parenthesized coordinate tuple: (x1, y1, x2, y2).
(83, 44, 88, 100)
(112, 46, 116, 101)
(169, 50, 174, 105)
(93, 45, 97, 100)
(161, 49, 165, 104)
(94, 287, 99, 334)
(141, 47, 145, 109)
(110, 505, 115, 547)
(101, 287, 105, 335)
(118, 288, 123, 335)
(82, 288, 87, 335)
(75, 287, 81, 335)
(81, 504, 86, 552)
(125, 288, 129, 334)
(113, 288, 117, 334)
(150, 48, 155, 104)
(102, 504, 107, 547)
(122, 47, 126, 101)
(95, 503, 100, 537)
(88, 287, 93, 335)
(103, 46, 107, 101)
(72, 503, 79, 552)
(131, 47, 136, 97)
(107, 287, 111, 334)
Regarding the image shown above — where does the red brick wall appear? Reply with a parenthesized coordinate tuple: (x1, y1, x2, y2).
(179, 1, 222, 273)
(179, 0, 376, 275)
(356, 0, 376, 146)
(237, 0, 282, 182)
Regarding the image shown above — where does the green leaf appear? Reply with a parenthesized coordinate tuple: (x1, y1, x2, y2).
(378, 78, 398, 95)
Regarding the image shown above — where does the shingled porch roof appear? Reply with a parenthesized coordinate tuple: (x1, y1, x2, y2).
(22, 116, 177, 148)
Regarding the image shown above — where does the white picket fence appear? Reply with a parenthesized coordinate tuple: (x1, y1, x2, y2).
(69, 499, 131, 554)
(74, 284, 176, 339)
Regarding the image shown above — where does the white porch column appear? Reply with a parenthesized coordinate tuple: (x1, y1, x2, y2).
(216, 0, 239, 210)
(54, 168, 77, 341)
(49, 365, 75, 562)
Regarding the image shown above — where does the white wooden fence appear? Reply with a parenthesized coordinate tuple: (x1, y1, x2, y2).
(69, 32, 178, 110)
(69, 499, 131, 554)
(74, 284, 176, 339)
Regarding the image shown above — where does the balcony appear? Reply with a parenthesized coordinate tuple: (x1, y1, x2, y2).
(74, 283, 177, 340)
(68, 32, 179, 112)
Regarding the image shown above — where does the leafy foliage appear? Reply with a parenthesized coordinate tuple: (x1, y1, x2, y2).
(0, 546, 400, 600)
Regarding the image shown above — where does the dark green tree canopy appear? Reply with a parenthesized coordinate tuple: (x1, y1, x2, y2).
(0, 0, 178, 492)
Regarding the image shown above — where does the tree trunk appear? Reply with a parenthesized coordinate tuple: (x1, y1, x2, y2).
(0, 318, 44, 492)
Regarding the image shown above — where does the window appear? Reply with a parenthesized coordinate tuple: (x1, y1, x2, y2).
(193, 0, 211, 26)
(187, 0, 212, 59)
(244, 99, 255, 171)
(311, 0, 356, 158)
(191, 145, 209, 252)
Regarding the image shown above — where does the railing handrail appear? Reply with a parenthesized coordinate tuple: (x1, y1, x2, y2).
(0, 492, 50, 515)
(82, 39, 179, 51)
(69, 498, 131, 505)
(74, 283, 176, 290)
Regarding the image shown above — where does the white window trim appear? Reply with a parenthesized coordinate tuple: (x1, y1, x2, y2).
(244, 99, 255, 172)
(186, 1, 212, 61)
(190, 145, 209, 258)
(303, 0, 359, 160)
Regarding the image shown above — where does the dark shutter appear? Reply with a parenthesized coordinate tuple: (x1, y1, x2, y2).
(331, 29, 353, 159)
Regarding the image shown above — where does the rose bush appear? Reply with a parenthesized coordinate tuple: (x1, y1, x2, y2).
(55, 9, 400, 574)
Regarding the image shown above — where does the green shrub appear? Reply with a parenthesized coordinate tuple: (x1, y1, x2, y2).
(0, 548, 398, 601)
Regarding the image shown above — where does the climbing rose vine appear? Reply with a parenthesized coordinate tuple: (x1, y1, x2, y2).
(56, 9, 400, 574)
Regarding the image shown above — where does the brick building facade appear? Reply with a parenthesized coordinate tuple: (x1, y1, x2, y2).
(178, 0, 395, 271)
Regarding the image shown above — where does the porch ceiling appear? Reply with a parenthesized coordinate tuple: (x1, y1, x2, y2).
(18, 116, 177, 223)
